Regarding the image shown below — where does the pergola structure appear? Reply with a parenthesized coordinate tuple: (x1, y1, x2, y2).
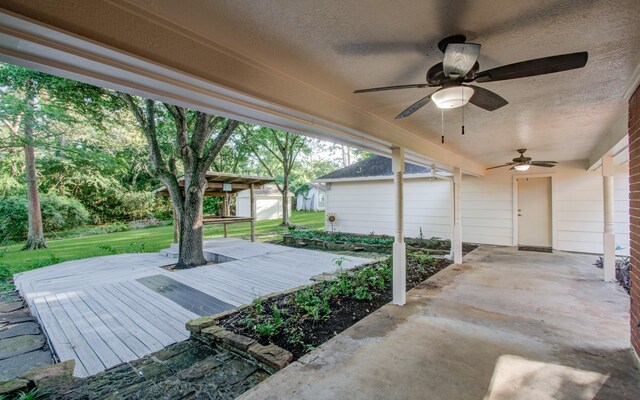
(154, 172, 274, 243)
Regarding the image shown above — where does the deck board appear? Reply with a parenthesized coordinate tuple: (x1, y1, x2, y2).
(15, 239, 371, 377)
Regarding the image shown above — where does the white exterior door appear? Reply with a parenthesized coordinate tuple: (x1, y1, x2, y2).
(517, 177, 552, 247)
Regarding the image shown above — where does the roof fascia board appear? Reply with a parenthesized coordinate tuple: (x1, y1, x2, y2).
(316, 173, 449, 183)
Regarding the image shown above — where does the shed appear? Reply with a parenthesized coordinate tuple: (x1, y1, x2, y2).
(236, 184, 294, 221)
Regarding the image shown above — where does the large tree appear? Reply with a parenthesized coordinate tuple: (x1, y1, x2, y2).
(118, 94, 239, 268)
(0, 64, 112, 249)
(242, 126, 306, 226)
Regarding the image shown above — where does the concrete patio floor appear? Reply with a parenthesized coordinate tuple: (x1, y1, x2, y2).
(239, 246, 640, 400)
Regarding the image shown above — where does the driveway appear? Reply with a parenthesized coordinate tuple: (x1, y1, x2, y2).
(239, 246, 640, 400)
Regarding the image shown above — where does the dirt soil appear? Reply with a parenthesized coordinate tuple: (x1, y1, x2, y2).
(219, 257, 451, 359)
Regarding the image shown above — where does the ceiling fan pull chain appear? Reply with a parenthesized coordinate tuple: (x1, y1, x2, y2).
(461, 90, 465, 135)
(441, 108, 445, 144)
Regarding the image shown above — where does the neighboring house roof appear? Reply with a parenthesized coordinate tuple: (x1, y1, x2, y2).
(316, 155, 431, 181)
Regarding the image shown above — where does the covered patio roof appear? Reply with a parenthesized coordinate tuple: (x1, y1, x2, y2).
(0, 1, 637, 174)
(153, 172, 274, 197)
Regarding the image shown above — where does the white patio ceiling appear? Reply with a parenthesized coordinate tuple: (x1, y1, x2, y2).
(0, 0, 638, 173)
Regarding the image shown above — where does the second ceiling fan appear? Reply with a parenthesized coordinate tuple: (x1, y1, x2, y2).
(354, 35, 588, 119)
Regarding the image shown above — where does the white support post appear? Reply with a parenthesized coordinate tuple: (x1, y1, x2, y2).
(453, 166, 463, 265)
(391, 147, 406, 306)
(602, 155, 616, 282)
(250, 183, 256, 242)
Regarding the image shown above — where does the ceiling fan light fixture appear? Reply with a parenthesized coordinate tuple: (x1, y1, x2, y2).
(514, 164, 530, 171)
(431, 86, 474, 109)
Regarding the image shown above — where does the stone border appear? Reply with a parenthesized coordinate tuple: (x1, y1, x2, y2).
(282, 234, 450, 254)
(184, 259, 385, 374)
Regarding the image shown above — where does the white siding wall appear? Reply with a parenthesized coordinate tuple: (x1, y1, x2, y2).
(325, 178, 451, 238)
(324, 161, 630, 254)
(237, 193, 293, 221)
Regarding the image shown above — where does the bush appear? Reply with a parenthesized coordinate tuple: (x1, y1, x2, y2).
(112, 191, 172, 221)
(0, 194, 90, 240)
(41, 194, 90, 232)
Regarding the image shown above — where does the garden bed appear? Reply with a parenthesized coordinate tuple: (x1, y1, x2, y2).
(283, 230, 477, 255)
(218, 250, 450, 359)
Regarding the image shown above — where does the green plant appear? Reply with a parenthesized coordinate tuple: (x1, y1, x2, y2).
(286, 325, 304, 346)
(241, 316, 255, 328)
(354, 286, 373, 301)
(255, 320, 277, 337)
(295, 287, 328, 320)
(98, 244, 118, 255)
(272, 306, 283, 329)
(128, 242, 146, 253)
(0, 194, 90, 240)
(303, 343, 315, 353)
(16, 388, 41, 400)
(251, 297, 264, 315)
(333, 256, 351, 268)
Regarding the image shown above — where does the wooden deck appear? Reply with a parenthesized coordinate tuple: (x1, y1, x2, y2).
(14, 239, 371, 377)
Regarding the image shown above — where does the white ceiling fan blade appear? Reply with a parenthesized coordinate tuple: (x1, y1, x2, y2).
(443, 43, 480, 78)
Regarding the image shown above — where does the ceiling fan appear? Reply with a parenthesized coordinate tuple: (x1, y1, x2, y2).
(487, 149, 558, 171)
(353, 35, 588, 120)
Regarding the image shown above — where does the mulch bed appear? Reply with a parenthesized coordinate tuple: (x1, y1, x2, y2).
(219, 253, 452, 359)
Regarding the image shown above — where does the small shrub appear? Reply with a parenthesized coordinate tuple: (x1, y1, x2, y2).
(354, 286, 373, 301)
(98, 244, 118, 255)
(255, 321, 277, 337)
(252, 297, 264, 315)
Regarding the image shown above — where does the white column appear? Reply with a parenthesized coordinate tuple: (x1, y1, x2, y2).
(602, 155, 616, 282)
(391, 147, 406, 306)
(453, 166, 463, 264)
(250, 183, 256, 242)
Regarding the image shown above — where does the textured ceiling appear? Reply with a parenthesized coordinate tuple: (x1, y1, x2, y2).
(118, 0, 639, 165)
(90, 1, 640, 164)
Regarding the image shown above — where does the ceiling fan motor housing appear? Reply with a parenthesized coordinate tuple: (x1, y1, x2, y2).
(427, 61, 480, 85)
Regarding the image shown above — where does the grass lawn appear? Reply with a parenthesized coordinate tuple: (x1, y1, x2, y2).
(1, 211, 325, 278)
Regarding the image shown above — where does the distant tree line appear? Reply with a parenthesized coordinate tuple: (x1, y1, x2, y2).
(0, 63, 366, 267)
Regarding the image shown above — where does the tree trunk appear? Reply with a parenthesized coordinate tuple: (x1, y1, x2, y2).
(175, 181, 207, 268)
(22, 88, 46, 250)
(281, 178, 290, 226)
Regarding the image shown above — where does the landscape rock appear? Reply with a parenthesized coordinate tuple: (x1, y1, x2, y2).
(248, 343, 293, 370)
(0, 335, 46, 360)
(0, 378, 30, 397)
(185, 316, 218, 333)
(0, 311, 35, 325)
(0, 301, 24, 313)
(201, 325, 231, 343)
(0, 350, 53, 380)
(129, 357, 172, 382)
(223, 333, 256, 351)
(310, 272, 336, 283)
(152, 340, 195, 361)
(0, 321, 40, 340)
(21, 359, 74, 384)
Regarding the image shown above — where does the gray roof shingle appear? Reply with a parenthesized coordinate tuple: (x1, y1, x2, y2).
(317, 155, 430, 180)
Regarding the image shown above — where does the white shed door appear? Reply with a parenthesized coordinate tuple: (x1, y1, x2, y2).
(517, 177, 552, 248)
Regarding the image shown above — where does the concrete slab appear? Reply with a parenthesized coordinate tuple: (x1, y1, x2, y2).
(239, 246, 640, 400)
